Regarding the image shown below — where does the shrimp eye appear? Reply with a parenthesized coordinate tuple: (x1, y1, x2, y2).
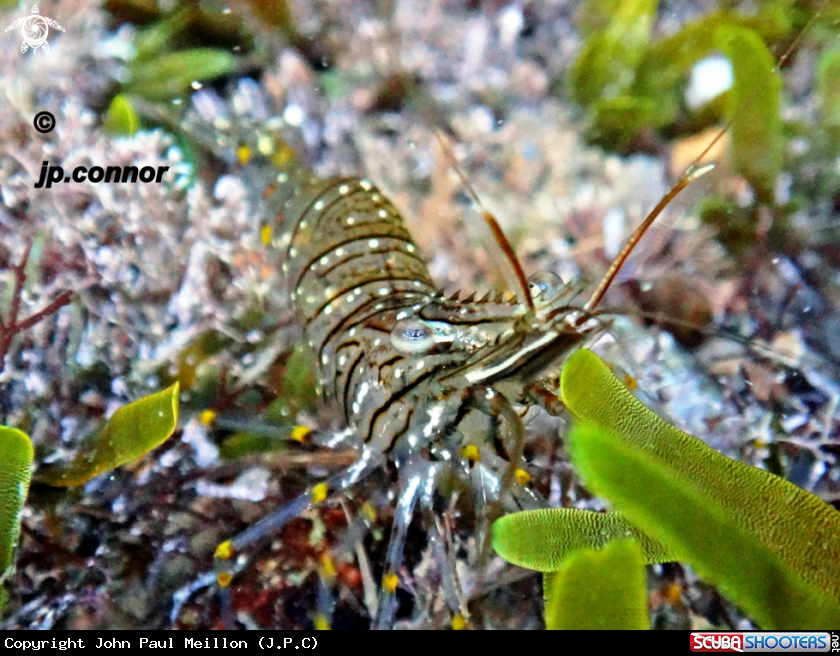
(528, 271, 565, 299)
(391, 319, 436, 354)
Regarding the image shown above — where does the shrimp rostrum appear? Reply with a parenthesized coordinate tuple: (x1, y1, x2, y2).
(192, 83, 710, 629)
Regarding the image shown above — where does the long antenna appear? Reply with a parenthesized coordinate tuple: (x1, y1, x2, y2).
(432, 130, 536, 315)
(585, 2, 827, 314)
(583, 130, 724, 312)
(774, 4, 825, 71)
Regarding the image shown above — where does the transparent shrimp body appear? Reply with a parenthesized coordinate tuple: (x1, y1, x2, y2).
(186, 79, 702, 629)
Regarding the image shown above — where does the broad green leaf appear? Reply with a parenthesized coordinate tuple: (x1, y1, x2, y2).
(493, 508, 671, 571)
(544, 539, 649, 630)
(560, 349, 840, 630)
(127, 49, 236, 100)
(0, 427, 33, 582)
(39, 383, 180, 487)
(717, 25, 783, 200)
(570, 0, 658, 106)
(104, 95, 139, 135)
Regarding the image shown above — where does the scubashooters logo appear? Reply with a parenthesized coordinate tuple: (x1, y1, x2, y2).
(4, 5, 64, 54)
(690, 632, 833, 653)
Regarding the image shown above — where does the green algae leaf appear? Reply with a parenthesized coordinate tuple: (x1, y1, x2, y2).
(127, 49, 236, 100)
(0, 427, 33, 582)
(104, 95, 140, 135)
(493, 508, 671, 572)
(570, 0, 658, 106)
(544, 539, 649, 630)
(717, 24, 783, 200)
(560, 349, 840, 630)
(39, 383, 180, 487)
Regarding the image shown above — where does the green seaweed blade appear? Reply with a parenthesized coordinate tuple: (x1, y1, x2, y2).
(0, 427, 33, 582)
(493, 508, 672, 571)
(560, 349, 840, 629)
(39, 383, 180, 487)
(544, 539, 649, 630)
(717, 24, 783, 200)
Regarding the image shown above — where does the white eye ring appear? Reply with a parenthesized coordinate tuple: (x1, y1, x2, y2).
(528, 271, 565, 299)
(391, 319, 436, 354)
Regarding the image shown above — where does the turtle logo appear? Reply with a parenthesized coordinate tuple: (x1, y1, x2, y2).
(5, 6, 64, 54)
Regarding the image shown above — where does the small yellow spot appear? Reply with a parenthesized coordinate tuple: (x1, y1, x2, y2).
(237, 145, 251, 165)
(290, 425, 311, 443)
(319, 552, 336, 581)
(623, 374, 638, 391)
(311, 482, 329, 504)
(260, 224, 272, 245)
(214, 540, 234, 560)
(271, 144, 296, 169)
(514, 468, 531, 486)
(382, 572, 399, 593)
(361, 502, 377, 522)
(217, 572, 232, 588)
(451, 614, 466, 630)
(199, 409, 217, 426)
(314, 614, 331, 630)
(461, 445, 480, 462)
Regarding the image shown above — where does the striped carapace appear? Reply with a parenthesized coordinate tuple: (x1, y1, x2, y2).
(198, 80, 713, 628)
